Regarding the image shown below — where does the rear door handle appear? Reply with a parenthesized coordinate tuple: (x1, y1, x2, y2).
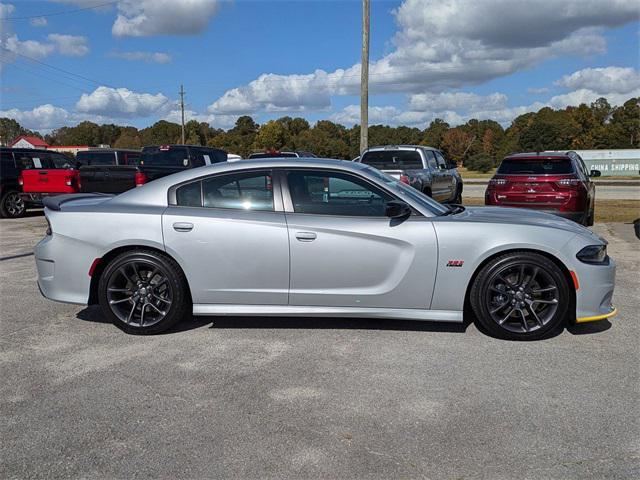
(173, 222, 193, 232)
(295, 231, 317, 242)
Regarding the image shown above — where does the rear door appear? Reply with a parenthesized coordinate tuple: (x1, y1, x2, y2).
(281, 168, 438, 309)
(433, 151, 453, 201)
(162, 169, 289, 305)
(19, 151, 77, 194)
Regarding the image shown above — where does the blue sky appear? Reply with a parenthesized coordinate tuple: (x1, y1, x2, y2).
(1, 0, 639, 132)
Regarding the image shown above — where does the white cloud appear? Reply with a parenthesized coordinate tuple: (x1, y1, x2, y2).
(112, 0, 224, 37)
(0, 2, 15, 18)
(207, 0, 637, 115)
(556, 67, 640, 94)
(110, 50, 172, 64)
(548, 88, 640, 109)
(0, 104, 72, 130)
(46, 34, 89, 57)
(29, 17, 48, 27)
(1, 33, 89, 61)
(164, 109, 238, 129)
(75, 86, 171, 118)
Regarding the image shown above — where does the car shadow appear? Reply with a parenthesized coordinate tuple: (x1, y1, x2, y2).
(75, 306, 214, 333)
(566, 320, 612, 335)
(206, 316, 470, 333)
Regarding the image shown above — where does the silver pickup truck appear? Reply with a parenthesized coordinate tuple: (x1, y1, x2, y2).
(356, 145, 463, 203)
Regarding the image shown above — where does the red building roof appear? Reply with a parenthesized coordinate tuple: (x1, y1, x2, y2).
(10, 135, 50, 148)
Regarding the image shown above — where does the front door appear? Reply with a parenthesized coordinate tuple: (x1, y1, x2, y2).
(281, 168, 438, 309)
(162, 169, 289, 305)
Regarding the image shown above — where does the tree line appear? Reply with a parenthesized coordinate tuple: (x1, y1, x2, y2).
(1, 96, 637, 171)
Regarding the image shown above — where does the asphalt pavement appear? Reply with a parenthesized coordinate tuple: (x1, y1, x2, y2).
(1, 215, 638, 479)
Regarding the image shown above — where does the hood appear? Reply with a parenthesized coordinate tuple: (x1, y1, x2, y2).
(450, 206, 601, 239)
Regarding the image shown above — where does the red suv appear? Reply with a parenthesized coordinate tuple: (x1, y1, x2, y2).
(485, 151, 599, 226)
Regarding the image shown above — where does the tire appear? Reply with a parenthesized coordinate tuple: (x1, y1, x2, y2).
(0, 190, 26, 218)
(586, 208, 594, 227)
(98, 249, 191, 334)
(470, 251, 570, 340)
(454, 187, 463, 204)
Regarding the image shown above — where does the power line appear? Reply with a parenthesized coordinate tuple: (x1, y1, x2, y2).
(1, 1, 118, 21)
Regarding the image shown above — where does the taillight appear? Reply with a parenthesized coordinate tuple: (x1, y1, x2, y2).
(135, 171, 147, 187)
(18, 174, 24, 186)
(488, 178, 507, 187)
(399, 174, 410, 184)
(65, 174, 74, 186)
(555, 179, 581, 189)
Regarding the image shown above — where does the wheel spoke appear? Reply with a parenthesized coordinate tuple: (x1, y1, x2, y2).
(109, 296, 133, 305)
(139, 303, 147, 326)
(108, 287, 131, 293)
(152, 294, 171, 304)
(519, 309, 529, 332)
(126, 303, 136, 324)
(523, 267, 539, 289)
(532, 286, 556, 294)
(531, 298, 558, 305)
(499, 306, 516, 324)
(118, 267, 135, 284)
(527, 304, 544, 327)
(517, 264, 525, 285)
(496, 274, 514, 288)
(146, 302, 165, 316)
(131, 262, 141, 282)
(490, 301, 510, 314)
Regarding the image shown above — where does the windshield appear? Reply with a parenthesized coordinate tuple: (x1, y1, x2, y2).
(360, 165, 449, 216)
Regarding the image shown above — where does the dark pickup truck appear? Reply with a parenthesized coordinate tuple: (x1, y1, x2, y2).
(79, 145, 227, 194)
(357, 145, 463, 204)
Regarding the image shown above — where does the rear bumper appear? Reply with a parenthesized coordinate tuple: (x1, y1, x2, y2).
(485, 194, 586, 223)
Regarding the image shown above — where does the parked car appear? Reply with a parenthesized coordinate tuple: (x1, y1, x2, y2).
(79, 145, 227, 194)
(36, 159, 615, 340)
(248, 150, 317, 159)
(0, 147, 74, 218)
(485, 151, 599, 226)
(75, 149, 141, 194)
(356, 145, 463, 203)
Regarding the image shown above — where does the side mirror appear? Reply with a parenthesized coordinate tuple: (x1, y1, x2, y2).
(447, 162, 457, 170)
(385, 200, 411, 219)
(590, 169, 601, 177)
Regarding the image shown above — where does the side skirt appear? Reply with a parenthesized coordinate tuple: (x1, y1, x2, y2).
(192, 304, 464, 322)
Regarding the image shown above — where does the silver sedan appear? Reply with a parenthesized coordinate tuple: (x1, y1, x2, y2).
(35, 158, 616, 340)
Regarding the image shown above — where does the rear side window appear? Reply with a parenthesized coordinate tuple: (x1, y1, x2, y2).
(141, 147, 190, 167)
(497, 158, 575, 175)
(203, 171, 273, 211)
(360, 150, 423, 170)
(0, 151, 16, 174)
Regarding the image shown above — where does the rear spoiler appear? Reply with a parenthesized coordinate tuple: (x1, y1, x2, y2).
(42, 193, 114, 211)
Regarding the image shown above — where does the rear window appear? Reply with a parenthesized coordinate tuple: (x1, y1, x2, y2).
(141, 147, 190, 167)
(249, 152, 298, 159)
(77, 151, 116, 166)
(360, 150, 423, 170)
(497, 158, 575, 175)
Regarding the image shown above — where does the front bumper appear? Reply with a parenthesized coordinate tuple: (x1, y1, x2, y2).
(573, 257, 617, 323)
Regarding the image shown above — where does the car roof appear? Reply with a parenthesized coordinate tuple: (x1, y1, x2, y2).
(364, 145, 439, 152)
(110, 158, 369, 206)
(505, 151, 574, 160)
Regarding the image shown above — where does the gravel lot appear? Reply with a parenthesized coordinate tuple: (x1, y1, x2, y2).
(1, 214, 638, 479)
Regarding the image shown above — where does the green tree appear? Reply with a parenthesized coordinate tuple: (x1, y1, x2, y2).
(422, 119, 450, 148)
(0, 117, 41, 145)
(253, 120, 287, 150)
(139, 120, 182, 145)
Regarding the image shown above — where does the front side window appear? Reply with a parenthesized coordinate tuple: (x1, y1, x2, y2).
(434, 151, 447, 169)
(287, 170, 394, 216)
(424, 150, 438, 170)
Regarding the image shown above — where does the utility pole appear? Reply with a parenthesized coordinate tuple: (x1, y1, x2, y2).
(360, 0, 370, 154)
(179, 84, 186, 144)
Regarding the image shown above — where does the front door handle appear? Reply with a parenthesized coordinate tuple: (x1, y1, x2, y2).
(173, 222, 193, 232)
(295, 231, 317, 242)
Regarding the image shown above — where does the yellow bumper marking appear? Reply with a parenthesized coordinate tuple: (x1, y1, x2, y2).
(576, 307, 618, 323)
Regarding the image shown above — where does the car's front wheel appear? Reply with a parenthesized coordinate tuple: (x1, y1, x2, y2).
(470, 252, 570, 340)
(98, 249, 191, 334)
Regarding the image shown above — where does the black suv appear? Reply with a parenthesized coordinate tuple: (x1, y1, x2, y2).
(0, 147, 72, 218)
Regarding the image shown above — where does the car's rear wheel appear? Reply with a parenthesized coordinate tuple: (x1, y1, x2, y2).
(98, 250, 190, 334)
(454, 186, 463, 204)
(0, 191, 26, 218)
(470, 252, 570, 340)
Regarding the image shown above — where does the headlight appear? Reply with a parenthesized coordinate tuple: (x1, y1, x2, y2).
(576, 245, 608, 264)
